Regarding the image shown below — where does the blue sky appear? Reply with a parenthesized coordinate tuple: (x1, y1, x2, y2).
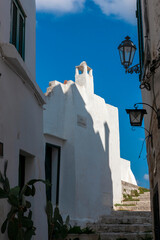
(36, 0, 149, 188)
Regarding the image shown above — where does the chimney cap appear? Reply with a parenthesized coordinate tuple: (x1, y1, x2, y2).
(76, 61, 92, 72)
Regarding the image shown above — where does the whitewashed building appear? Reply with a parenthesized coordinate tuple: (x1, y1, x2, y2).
(0, 0, 137, 238)
(44, 61, 137, 225)
(0, 0, 47, 239)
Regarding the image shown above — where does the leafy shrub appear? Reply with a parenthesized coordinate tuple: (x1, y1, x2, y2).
(0, 161, 48, 240)
(46, 202, 70, 240)
(68, 226, 94, 234)
(46, 202, 94, 240)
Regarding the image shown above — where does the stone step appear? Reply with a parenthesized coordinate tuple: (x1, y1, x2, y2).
(120, 200, 150, 205)
(100, 232, 153, 240)
(139, 196, 151, 201)
(139, 193, 150, 197)
(92, 223, 152, 233)
(91, 216, 152, 225)
(106, 211, 151, 217)
(122, 196, 150, 201)
(114, 205, 151, 211)
(140, 192, 150, 195)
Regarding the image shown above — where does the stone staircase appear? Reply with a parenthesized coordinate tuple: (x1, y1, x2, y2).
(114, 191, 151, 212)
(88, 211, 152, 240)
(87, 184, 153, 240)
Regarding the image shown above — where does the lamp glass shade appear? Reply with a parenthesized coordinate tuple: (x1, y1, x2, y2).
(124, 46, 131, 62)
(130, 47, 136, 65)
(118, 36, 137, 69)
(126, 109, 147, 126)
(119, 47, 124, 64)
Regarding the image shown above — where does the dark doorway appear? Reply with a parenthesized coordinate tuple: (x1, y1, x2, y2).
(45, 144, 61, 205)
(19, 154, 25, 190)
(153, 183, 160, 240)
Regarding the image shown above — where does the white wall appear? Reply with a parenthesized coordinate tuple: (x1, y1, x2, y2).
(0, 0, 47, 239)
(44, 62, 122, 224)
(121, 158, 137, 185)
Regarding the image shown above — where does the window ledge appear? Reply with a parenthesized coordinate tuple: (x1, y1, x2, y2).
(0, 43, 45, 106)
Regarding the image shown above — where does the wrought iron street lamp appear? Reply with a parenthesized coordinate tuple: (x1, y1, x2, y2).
(126, 103, 160, 129)
(126, 108, 147, 126)
(118, 36, 140, 74)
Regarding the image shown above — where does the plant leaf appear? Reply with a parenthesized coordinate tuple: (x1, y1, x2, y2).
(1, 218, 8, 233)
(27, 179, 45, 185)
(65, 215, 70, 226)
(10, 186, 20, 196)
(21, 217, 33, 228)
(17, 228, 25, 240)
(8, 194, 19, 207)
(28, 210, 32, 220)
(31, 185, 36, 196)
(26, 201, 31, 209)
(0, 171, 5, 184)
(4, 161, 8, 178)
(46, 201, 53, 223)
(24, 228, 36, 240)
(24, 186, 32, 196)
(3, 177, 10, 193)
(8, 219, 18, 239)
(0, 187, 8, 198)
(7, 206, 17, 220)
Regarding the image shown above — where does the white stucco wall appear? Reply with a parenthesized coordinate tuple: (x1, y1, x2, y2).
(121, 158, 137, 185)
(44, 62, 122, 224)
(0, 0, 47, 239)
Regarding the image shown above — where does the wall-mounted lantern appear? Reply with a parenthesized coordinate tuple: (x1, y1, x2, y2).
(126, 108, 147, 126)
(126, 103, 160, 129)
(118, 36, 151, 90)
(118, 36, 140, 73)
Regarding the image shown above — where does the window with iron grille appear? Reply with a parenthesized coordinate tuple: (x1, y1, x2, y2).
(10, 0, 25, 59)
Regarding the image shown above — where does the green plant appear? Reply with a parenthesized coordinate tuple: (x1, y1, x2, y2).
(138, 187, 150, 194)
(82, 227, 95, 234)
(46, 202, 95, 240)
(0, 161, 48, 240)
(116, 238, 128, 240)
(131, 189, 140, 197)
(68, 226, 95, 234)
(46, 201, 55, 240)
(123, 193, 140, 202)
(123, 194, 127, 199)
(46, 202, 70, 240)
(114, 203, 136, 207)
(68, 226, 82, 234)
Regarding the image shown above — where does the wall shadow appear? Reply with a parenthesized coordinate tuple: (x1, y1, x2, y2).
(44, 81, 114, 223)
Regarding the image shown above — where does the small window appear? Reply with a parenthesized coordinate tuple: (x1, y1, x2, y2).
(10, 0, 25, 59)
